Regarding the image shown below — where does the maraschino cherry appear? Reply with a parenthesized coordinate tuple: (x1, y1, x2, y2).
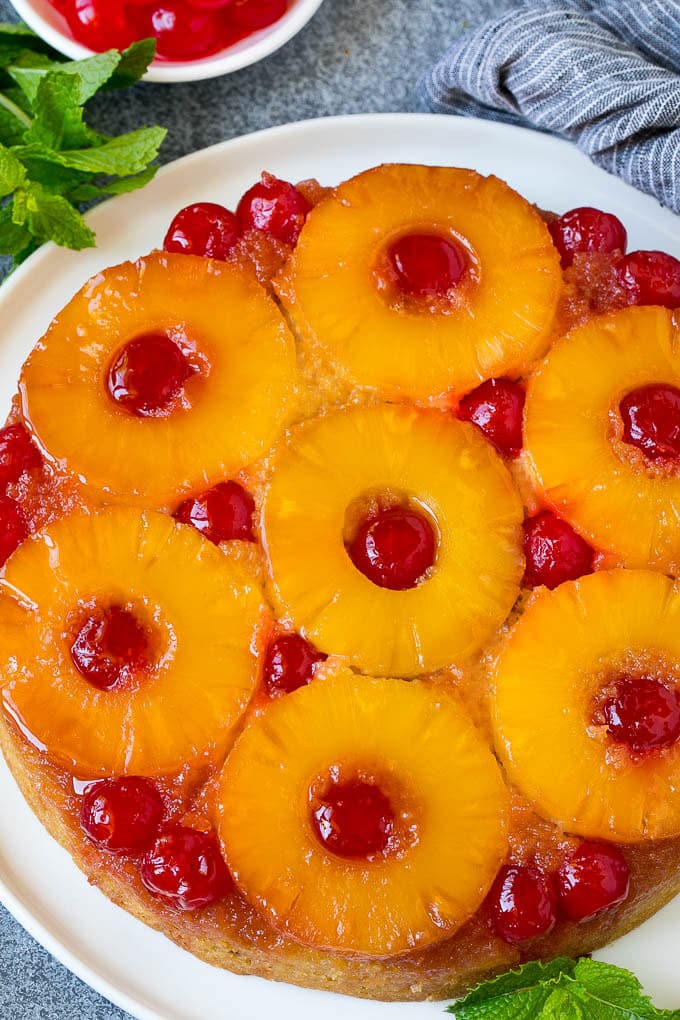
(108, 332, 194, 419)
(174, 481, 255, 543)
(70, 605, 150, 691)
(0, 424, 42, 489)
(347, 506, 436, 590)
(603, 675, 680, 754)
(312, 780, 395, 859)
(556, 842, 630, 922)
(387, 233, 468, 298)
(457, 378, 525, 457)
(620, 384, 680, 461)
(237, 173, 311, 246)
(548, 207, 627, 269)
(141, 824, 229, 910)
(488, 863, 557, 944)
(81, 777, 164, 854)
(618, 250, 680, 309)
(164, 203, 240, 260)
(262, 633, 326, 697)
(523, 511, 595, 590)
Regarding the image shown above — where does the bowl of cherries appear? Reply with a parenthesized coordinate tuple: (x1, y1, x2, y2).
(9, 0, 325, 82)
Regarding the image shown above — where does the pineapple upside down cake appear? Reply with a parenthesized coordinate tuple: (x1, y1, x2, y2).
(0, 163, 680, 1002)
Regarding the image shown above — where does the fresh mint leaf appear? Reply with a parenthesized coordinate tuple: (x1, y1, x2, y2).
(449, 959, 577, 1010)
(0, 24, 163, 265)
(0, 103, 30, 145)
(0, 201, 32, 255)
(0, 143, 26, 196)
(447, 959, 680, 1020)
(46, 125, 167, 176)
(13, 181, 94, 249)
(68, 164, 158, 201)
(570, 959, 679, 1018)
(106, 40, 156, 90)
(16, 153, 88, 195)
(23, 73, 81, 148)
(10, 50, 121, 107)
(541, 987, 584, 1020)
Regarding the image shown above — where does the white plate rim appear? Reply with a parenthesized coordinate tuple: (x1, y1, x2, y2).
(0, 112, 678, 1020)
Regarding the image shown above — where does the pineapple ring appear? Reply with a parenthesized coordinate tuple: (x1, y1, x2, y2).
(0, 507, 265, 776)
(21, 252, 297, 507)
(279, 164, 561, 401)
(262, 404, 524, 676)
(493, 569, 680, 843)
(525, 306, 680, 572)
(219, 672, 508, 957)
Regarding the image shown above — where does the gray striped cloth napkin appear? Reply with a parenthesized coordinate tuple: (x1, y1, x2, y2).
(421, 0, 680, 214)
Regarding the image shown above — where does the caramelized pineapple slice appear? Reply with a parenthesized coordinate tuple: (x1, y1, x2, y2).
(0, 507, 265, 776)
(493, 569, 680, 842)
(262, 404, 524, 676)
(219, 672, 508, 956)
(524, 306, 680, 572)
(21, 252, 297, 507)
(279, 164, 561, 402)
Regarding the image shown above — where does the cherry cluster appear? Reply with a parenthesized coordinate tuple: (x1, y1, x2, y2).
(47, 0, 287, 61)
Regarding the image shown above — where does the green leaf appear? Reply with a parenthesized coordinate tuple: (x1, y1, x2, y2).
(17, 153, 89, 195)
(570, 959, 679, 1019)
(67, 164, 158, 201)
(46, 125, 167, 176)
(541, 987, 584, 1020)
(13, 181, 94, 249)
(449, 959, 577, 1011)
(0, 23, 164, 264)
(10, 51, 121, 109)
(0, 24, 63, 64)
(106, 39, 156, 90)
(23, 73, 81, 148)
(446, 959, 680, 1020)
(0, 143, 26, 197)
(0, 201, 32, 256)
(0, 103, 28, 146)
(6, 51, 58, 107)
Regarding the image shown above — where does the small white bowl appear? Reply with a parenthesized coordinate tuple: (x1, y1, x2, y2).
(8, 0, 325, 83)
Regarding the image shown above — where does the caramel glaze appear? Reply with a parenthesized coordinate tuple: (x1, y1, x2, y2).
(2, 197, 680, 1002)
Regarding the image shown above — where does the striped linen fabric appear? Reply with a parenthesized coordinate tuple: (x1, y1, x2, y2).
(421, 0, 680, 213)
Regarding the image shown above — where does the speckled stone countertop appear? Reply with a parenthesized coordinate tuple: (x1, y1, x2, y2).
(0, 0, 515, 1015)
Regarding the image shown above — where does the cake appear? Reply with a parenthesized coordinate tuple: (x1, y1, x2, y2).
(0, 162, 679, 1001)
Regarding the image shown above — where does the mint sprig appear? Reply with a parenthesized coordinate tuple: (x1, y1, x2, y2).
(0, 26, 165, 268)
(447, 958, 680, 1019)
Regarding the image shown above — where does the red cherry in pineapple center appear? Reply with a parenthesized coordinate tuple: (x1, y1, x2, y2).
(312, 780, 395, 859)
(70, 604, 151, 692)
(107, 332, 194, 419)
(347, 505, 436, 590)
(619, 383, 680, 462)
(603, 674, 680, 753)
(387, 232, 468, 298)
